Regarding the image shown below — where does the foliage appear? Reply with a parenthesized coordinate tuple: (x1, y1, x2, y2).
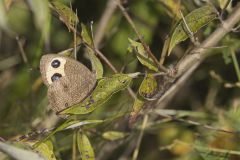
(0, 0, 240, 160)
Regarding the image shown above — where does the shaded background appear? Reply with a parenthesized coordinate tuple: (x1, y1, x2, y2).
(0, 0, 240, 159)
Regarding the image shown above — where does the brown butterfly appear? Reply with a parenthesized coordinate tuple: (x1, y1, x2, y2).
(40, 54, 96, 113)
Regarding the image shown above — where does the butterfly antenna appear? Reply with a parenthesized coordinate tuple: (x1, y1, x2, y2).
(74, 8, 78, 59)
(90, 21, 95, 48)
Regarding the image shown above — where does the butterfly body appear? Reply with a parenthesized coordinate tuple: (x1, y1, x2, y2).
(40, 54, 96, 113)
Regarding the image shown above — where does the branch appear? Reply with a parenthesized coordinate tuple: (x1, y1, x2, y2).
(96, 4, 240, 159)
(94, 0, 117, 49)
(116, 0, 168, 72)
(156, 4, 240, 107)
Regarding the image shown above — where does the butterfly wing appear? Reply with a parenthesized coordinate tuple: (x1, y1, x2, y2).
(40, 54, 97, 113)
(48, 74, 96, 112)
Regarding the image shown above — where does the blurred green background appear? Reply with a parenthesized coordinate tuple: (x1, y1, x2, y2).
(1, 0, 240, 160)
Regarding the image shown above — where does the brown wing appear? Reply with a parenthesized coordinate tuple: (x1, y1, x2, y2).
(48, 73, 96, 113)
(40, 54, 97, 113)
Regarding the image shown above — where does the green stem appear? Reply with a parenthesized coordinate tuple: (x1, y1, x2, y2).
(72, 130, 77, 160)
(230, 48, 240, 81)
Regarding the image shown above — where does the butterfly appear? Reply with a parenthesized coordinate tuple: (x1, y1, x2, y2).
(39, 54, 97, 113)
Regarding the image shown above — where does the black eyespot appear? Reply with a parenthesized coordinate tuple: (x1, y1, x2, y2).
(65, 103, 68, 108)
(51, 59, 61, 68)
(51, 73, 62, 82)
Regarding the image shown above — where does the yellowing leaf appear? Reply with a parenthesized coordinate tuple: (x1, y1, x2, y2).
(172, 142, 192, 155)
(128, 38, 158, 72)
(159, 0, 182, 19)
(50, 0, 78, 31)
(129, 95, 145, 125)
(60, 74, 132, 115)
(139, 73, 158, 100)
(129, 74, 158, 125)
(102, 131, 128, 141)
(77, 132, 95, 160)
(217, 0, 229, 9)
(34, 140, 56, 160)
(168, 5, 217, 55)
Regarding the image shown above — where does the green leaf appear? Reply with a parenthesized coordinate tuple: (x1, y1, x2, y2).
(222, 47, 232, 65)
(65, 119, 104, 130)
(158, 0, 182, 19)
(139, 73, 158, 100)
(129, 95, 146, 125)
(77, 132, 95, 160)
(221, 36, 240, 65)
(57, 46, 80, 57)
(128, 38, 158, 72)
(81, 23, 103, 79)
(160, 37, 171, 65)
(33, 119, 77, 148)
(168, 5, 217, 55)
(81, 23, 94, 47)
(0, 141, 45, 160)
(33, 119, 104, 148)
(102, 131, 128, 141)
(34, 140, 56, 160)
(27, 0, 50, 39)
(49, 0, 79, 31)
(86, 47, 104, 79)
(224, 107, 240, 132)
(60, 74, 132, 115)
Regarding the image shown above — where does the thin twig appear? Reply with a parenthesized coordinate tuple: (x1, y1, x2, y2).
(0, 55, 21, 71)
(73, 8, 78, 59)
(72, 130, 77, 160)
(132, 115, 148, 160)
(16, 36, 28, 63)
(156, 4, 240, 107)
(94, 0, 117, 49)
(176, 118, 237, 134)
(230, 48, 240, 81)
(63, 24, 118, 75)
(85, 39, 136, 99)
(116, 0, 168, 72)
(84, 0, 137, 98)
(94, 48, 118, 73)
(232, 23, 240, 32)
(94, 4, 240, 159)
(149, 111, 238, 134)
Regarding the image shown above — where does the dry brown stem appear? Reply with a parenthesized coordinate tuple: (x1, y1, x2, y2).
(156, 4, 240, 107)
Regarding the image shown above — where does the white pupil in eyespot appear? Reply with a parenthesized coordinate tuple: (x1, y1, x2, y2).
(51, 73, 62, 82)
(51, 60, 61, 68)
